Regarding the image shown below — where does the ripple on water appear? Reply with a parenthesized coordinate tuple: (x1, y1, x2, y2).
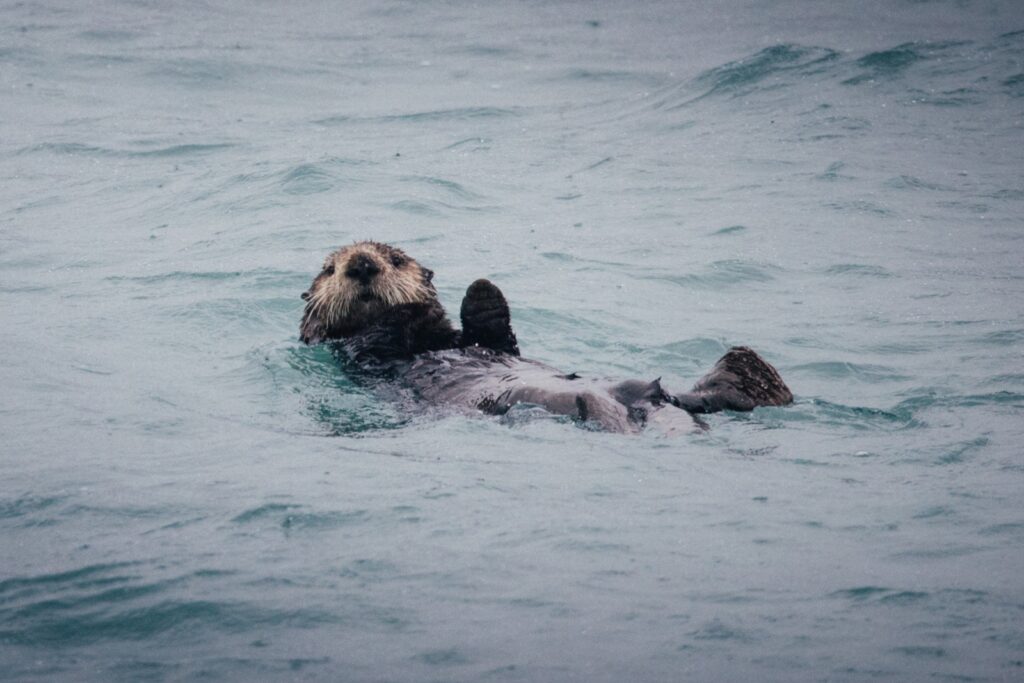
(280, 163, 337, 195)
(77, 29, 139, 42)
(388, 198, 498, 217)
(0, 562, 142, 603)
(442, 136, 492, 152)
(824, 263, 895, 278)
(864, 341, 932, 355)
(934, 436, 991, 465)
(823, 199, 894, 215)
(643, 260, 780, 289)
(829, 586, 992, 625)
(687, 619, 756, 644)
(268, 157, 373, 196)
(230, 503, 302, 524)
(105, 266, 299, 290)
(17, 141, 235, 159)
(0, 495, 64, 520)
(789, 361, 911, 383)
(232, 504, 372, 532)
(412, 648, 470, 666)
(978, 329, 1024, 345)
(890, 646, 947, 659)
(538, 251, 633, 269)
(0, 563, 324, 647)
(884, 175, 953, 192)
(829, 586, 892, 601)
(646, 337, 733, 362)
(1004, 73, 1024, 96)
(985, 188, 1024, 201)
(778, 398, 919, 432)
(913, 505, 957, 520)
(281, 509, 371, 532)
(895, 391, 1024, 411)
(262, 345, 409, 436)
(1, 596, 336, 646)
(815, 160, 856, 181)
(312, 107, 519, 126)
(144, 59, 242, 87)
(709, 224, 748, 236)
(398, 175, 485, 202)
(382, 173, 498, 216)
(558, 67, 661, 84)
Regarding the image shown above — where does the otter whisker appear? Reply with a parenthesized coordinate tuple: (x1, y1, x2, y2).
(309, 285, 349, 329)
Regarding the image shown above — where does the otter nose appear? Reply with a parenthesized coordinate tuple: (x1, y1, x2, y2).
(345, 254, 380, 284)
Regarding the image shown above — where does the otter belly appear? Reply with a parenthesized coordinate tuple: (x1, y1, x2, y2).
(395, 347, 700, 433)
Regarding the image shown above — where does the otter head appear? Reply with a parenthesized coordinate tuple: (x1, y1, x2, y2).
(299, 241, 437, 345)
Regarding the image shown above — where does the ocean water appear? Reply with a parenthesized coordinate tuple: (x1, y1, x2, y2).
(2, 0, 1023, 680)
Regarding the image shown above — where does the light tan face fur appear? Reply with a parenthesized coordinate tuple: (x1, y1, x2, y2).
(301, 241, 435, 336)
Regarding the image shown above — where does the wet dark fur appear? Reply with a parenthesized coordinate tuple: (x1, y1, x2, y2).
(300, 241, 792, 433)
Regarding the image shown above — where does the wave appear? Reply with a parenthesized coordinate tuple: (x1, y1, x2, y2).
(618, 35, 1024, 124)
(690, 44, 841, 101)
(841, 44, 931, 85)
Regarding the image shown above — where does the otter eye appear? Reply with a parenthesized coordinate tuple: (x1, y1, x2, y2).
(390, 254, 406, 267)
(324, 264, 335, 275)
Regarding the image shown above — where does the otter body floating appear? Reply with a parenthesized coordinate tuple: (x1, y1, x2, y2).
(300, 241, 792, 433)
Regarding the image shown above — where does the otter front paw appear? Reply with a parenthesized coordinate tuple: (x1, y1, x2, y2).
(460, 279, 520, 356)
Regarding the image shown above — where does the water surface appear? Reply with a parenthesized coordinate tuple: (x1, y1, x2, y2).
(2, 1, 1023, 681)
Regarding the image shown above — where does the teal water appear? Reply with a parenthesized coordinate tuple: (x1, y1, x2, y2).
(2, 1, 1023, 681)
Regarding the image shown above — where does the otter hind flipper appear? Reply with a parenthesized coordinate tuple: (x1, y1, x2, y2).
(674, 346, 792, 414)
(459, 279, 520, 356)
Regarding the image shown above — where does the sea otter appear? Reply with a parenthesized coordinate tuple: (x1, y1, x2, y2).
(300, 241, 792, 433)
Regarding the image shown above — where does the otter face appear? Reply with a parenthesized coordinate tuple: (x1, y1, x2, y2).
(300, 241, 436, 344)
